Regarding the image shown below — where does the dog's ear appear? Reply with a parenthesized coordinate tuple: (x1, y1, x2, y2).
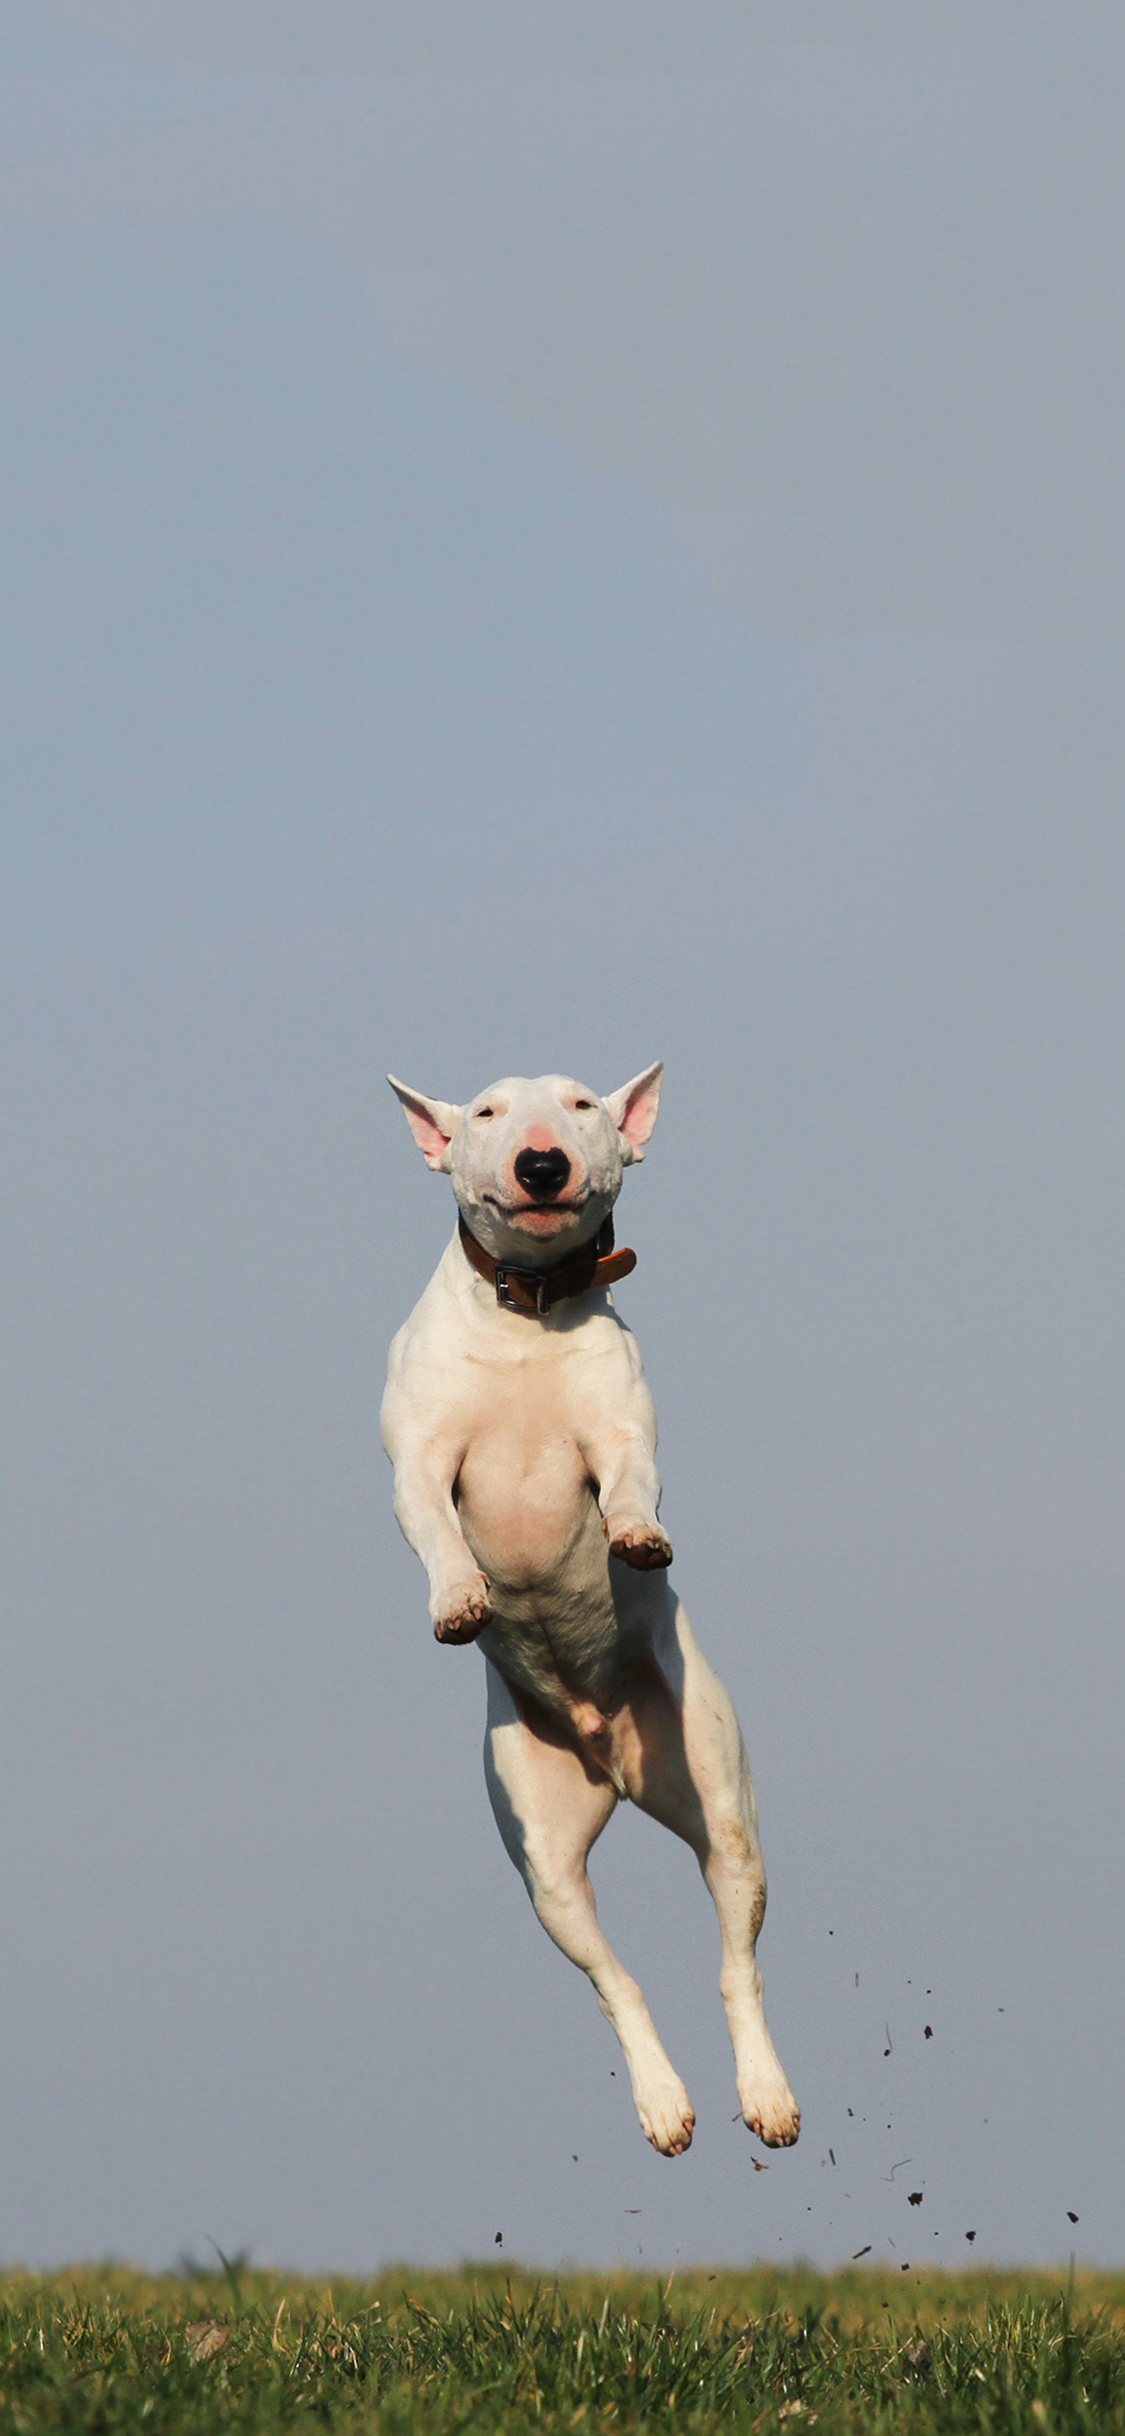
(603, 1062, 663, 1164)
(387, 1076, 463, 1173)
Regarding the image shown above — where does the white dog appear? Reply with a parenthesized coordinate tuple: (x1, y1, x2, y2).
(382, 1064, 799, 2158)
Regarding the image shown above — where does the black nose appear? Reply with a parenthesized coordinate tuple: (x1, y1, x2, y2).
(514, 1145, 571, 1201)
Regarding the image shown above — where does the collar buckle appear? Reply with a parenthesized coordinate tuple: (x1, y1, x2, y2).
(494, 1263, 551, 1316)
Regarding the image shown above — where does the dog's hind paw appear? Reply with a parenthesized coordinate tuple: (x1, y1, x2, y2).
(738, 2070, 801, 2149)
(636, 2073, 696, 2157)
(607, 1520, 673, 1570)
(433, 1573, 492, 1644)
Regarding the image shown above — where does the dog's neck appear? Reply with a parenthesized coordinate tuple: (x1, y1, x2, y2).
(457, 1210, 637, 1317)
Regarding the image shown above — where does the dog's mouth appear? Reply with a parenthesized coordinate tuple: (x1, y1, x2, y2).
(484, 1191, 588, 1229)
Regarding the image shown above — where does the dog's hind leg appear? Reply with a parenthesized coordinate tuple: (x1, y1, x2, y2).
(483, 1661, 696, 2157)
(616, 1594, 800, 2151)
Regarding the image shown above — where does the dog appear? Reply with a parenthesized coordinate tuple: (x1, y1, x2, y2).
(382, 1064, 800, 2158)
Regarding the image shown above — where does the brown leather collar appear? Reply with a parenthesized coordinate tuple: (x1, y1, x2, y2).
(458, 1210, 637, 1316)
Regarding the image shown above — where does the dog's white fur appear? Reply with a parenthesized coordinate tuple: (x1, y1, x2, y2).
(382, 1065, 799, 2157)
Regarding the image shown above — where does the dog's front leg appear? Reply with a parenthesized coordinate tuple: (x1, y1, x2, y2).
(389, 1449, 492, 1643)
(587, 1419, 673, 1572)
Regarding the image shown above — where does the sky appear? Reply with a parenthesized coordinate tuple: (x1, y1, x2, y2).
(1, 0, 1123, 2273)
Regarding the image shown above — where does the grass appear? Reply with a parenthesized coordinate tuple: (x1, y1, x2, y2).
(0, 2261, 1122, 2431)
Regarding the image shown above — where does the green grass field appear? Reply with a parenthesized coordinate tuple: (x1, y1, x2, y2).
(0, 2261, 1121, 2432)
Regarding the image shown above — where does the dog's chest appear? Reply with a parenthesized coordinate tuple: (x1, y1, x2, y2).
(455, 1339, 601, 1597)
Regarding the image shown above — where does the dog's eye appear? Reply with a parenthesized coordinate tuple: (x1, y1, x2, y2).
(574, 1099, 594, 1111)
(475, 1106, 494, 1120)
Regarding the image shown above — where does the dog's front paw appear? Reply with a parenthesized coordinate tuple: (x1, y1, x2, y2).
(606, 1518, 673, 1570)
(433, 1572, 492, 1644)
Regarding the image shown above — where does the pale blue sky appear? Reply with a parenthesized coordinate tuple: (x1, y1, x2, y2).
(1, 0, 1122, 2272)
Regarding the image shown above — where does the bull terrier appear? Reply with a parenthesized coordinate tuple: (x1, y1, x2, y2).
(382, 1064, 800, 2158)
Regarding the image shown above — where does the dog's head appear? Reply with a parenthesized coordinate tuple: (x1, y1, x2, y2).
(388, 1065, 662, 1265)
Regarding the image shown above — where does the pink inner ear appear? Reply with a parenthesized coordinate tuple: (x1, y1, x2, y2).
(403, 1103, 453, 1164)
(618, 1078, 661, 1151)
(396, 1101, 455, 1164)
(389, 1075, 461, 1169)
